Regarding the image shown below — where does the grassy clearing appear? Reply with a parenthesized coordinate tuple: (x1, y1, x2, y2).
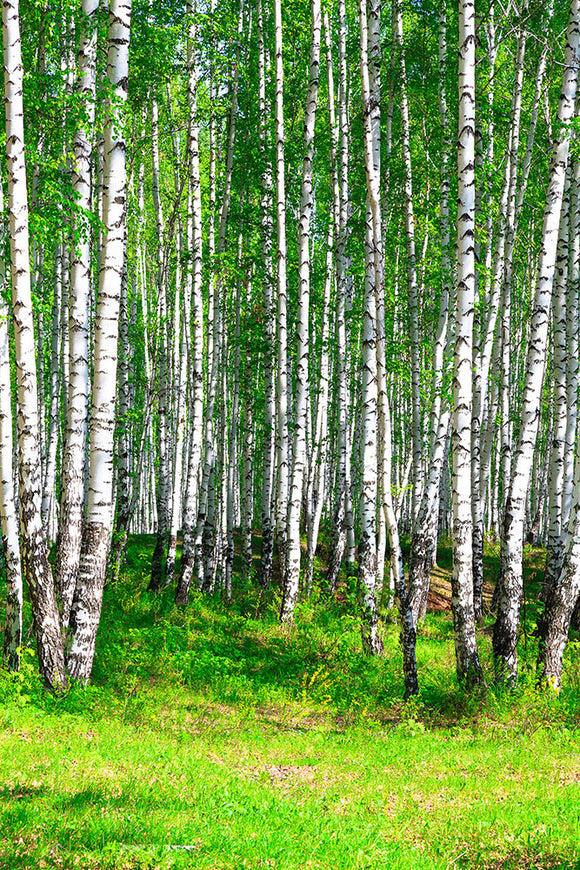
(0, 537, 580, 869)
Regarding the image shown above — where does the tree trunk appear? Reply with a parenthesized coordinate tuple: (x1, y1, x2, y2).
(274, 0, 289, 586)
(176, 4, 205, 605)
(357, 0, 383, 657)
(54, 0, 95, 625)
(67, 0, 132, 682)
(282, 0, 321, 624)
(494, 0, 580, 683)
(2, 0, 66, 691)
(0, 176, 22, 671)
(408, 6, 453, 627)
(451, 0, 483, 688)
(256, 0, 275, 590)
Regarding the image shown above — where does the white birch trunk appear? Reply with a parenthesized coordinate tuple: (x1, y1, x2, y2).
(472, 26, 526, 620)
(0, 176, 22, 671)
(545, 167, 572, 590)
(394, 0, 422, 527)
(108, 249, 131, 583)
(408, 6, 452, 626)
(357, 0, 383, 657)
(327, 0, 353, 589)
(452, 0, 483, 686)
(55, 0, 95, 625)
(274, 0, 289, 584)
(256, 0, 275, 589)
(2, 0, 66, 690)
(494, 0, 580, 682)
(564, 156, 580, 526)
(195, 0, 240, 589)
(42, 245, 62, 546)
(67, 0, 132, 682)
(176, 3, 205, 604)
(149, 94, 172, 590)
(281, 0, 321, 624)
(241, 278, 254, 583)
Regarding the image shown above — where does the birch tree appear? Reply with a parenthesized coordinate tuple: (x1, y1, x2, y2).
(494, 0, 580, 683)
(274, 0, 289, 584)
(282, 0, 321, 624)
(257, 0, 275, 590)
(67, 0, 133, 682)
(176, 1, 205, 605)
(2, 0, 66, 690)
(55, 0, 98, 627)
(451, 0, 483, 686)
(357, 0, 383, 657)
(0, 174, 22, 672)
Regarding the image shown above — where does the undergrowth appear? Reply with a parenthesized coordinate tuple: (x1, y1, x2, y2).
(0, 536, 579, 869)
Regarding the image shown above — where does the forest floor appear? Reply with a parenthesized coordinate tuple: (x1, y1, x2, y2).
(0, 537, 580, 869)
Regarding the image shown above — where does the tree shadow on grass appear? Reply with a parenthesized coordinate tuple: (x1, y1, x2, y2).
(464, 851, 580, 870)
(0, 782, 47, 801)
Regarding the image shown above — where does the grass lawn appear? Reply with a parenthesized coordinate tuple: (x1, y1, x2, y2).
(1, 536, 580, 869)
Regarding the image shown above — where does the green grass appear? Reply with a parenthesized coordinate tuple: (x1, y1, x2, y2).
(0, 536, 580, 869)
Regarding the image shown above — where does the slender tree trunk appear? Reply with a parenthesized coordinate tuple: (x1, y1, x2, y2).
(408, 6, 453, 626)
(327, 0, 353, 590)
(176, 4, 205, 605)
(494, 0, 580, 683)
(304, 10, 337, 596)
(282, 0, 321, 624)
(108, 246, 131, 583)
(452, 0, 483, 687)
(274, 0, 289, 586)
(240, 276, 254, 583)
(357, 0, 383, 657)
(42, 245, 62, 545)
(67, 0, 132, 682)
(256, 0, 275, 590)
(472, 24, 526, 620)
(0, 177, 22, 671)
(2, 0, 66, 691)
(149, 94, 172, 591)
(564, 155, 580, 527)
(195, 0, 241, 589)
(165, 146, 188, 584)
(54, 0, 95, 625)
(393, 0, 422, 528)
(544, 168, 572, 590)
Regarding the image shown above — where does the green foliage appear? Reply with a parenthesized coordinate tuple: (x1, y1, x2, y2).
(0, 648, 43, 708)
(1, 539, 580, 868)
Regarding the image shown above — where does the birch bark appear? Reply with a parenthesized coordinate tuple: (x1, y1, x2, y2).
(357, 0, 383, 657)
(2, 0, 66, 690)
(42, 246, 62, 545)
(472, 24, 526, 620)
(327, 0, 353, 590)
(257, 0, 275, 589)
(67, 0, 132, 682)
(176, 1, 205, 604)
(149, 93, 172, 590)
(544, 167, 572, 589)
(494, 0, 580, 683)
(408, 6, 453, 626)
(564, 156, 580, 526)
(393, 0, 422, 527)
(274, 0, 289, 585)
(0, 176, 22, 671)
(452, 0, 483, 686)
(282, 0, 321, 624)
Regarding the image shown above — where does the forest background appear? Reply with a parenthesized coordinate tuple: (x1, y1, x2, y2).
(1, 0, 580, 867)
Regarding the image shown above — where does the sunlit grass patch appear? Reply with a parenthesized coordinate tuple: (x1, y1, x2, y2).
(0, 536, 579, 868)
